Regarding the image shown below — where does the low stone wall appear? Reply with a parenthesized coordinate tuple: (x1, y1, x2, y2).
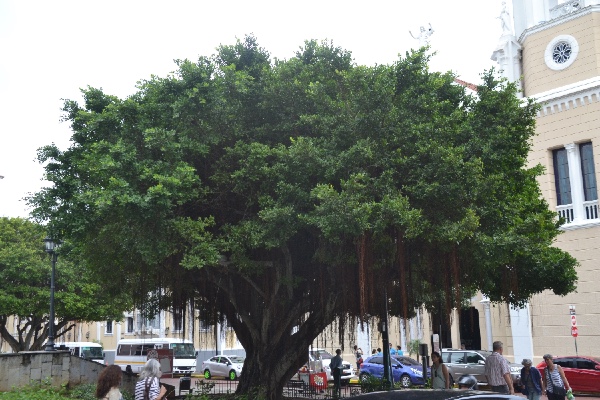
(0, 351, 137, 394)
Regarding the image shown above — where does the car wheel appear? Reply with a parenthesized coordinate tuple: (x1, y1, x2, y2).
(359, 373, 370, 382)
(203, 369, 211, 379)
(400, 374, 412, 388)
(228, 370, 237, 380)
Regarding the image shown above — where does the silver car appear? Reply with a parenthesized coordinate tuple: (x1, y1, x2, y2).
(201, 355, 245, 380)
(441, 349, 521, 389)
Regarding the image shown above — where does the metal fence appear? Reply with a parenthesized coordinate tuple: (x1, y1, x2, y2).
(284, 380, 363, 398)
(187, 379, 365, 399)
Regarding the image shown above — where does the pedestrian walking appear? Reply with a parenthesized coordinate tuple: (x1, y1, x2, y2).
(520, 358, 543, 400)
(484, 341, 515, 395)
(330, 349, 343, 397)
(134, 359, 167, 400)
(353, 345, 363, 371)
(542, 354, 570, 400)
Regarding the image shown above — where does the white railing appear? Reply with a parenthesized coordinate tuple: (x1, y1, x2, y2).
(557, 204, 574, 223)
(557, 200, 599, 224)
(584, 199, 599, 220)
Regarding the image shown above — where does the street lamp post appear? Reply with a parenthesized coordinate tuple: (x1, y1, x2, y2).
(44, 237, 60, 351)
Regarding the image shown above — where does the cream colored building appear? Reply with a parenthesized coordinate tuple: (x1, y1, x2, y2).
(482, 0, 600, 365)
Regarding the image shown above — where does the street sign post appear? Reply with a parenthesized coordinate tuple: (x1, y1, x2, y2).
(569, 305, 578, 355)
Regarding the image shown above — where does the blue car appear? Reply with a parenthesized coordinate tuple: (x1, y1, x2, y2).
(359, 355, 425, 388)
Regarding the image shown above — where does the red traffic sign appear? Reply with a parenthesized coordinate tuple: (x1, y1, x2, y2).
(571, 326, 578, 337)
(571, 315, 577, 326)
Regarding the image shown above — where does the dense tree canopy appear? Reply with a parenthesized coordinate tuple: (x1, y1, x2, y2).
(0, 217, 130, 351)
(29, 36, 577, 399)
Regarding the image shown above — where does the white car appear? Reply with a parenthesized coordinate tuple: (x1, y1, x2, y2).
(308, 349, 355, 382)
(201, 355, 245, 380)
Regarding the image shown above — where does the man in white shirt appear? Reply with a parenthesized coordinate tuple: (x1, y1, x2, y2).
(484, 341, 515, 395)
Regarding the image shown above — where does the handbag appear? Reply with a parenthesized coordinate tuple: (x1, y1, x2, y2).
(547, 367, 567, 396)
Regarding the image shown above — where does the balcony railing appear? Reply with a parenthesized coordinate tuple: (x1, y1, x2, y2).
(557, 199, 599, 224)
(557, 204, 574, 223)
(584, 200, 599, 220)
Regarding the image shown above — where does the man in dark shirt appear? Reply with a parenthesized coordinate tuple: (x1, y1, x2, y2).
(330, 349, 343, 397)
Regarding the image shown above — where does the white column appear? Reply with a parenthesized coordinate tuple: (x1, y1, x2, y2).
(187, 303, 195, 343)
(216, 323, 226, 353)
(416, 309, 423, 339)
(510, 304, 534, 363)
(400, 319, 407, 353)
(532, 0, 547, 24)
(450, 309, 461, 348)
(160, 310, 166, 338)
(96, 322, 102, 341)
(356, 322, 371, 354)
(116, 322, 122, 340)
(565, 143, 585, 222)
(480, 297, 493, 351)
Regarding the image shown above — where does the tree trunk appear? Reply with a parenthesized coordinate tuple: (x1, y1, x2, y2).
(200, 244, 342, 400)
(234, 310, 335, 400)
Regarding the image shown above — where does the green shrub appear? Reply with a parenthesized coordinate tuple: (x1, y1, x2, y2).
(66, 383, 133, 400)
(0, 380, 134, 400)
(65, 384, 96, 400)
(0, 379, 67, 400)
(359, 375, 392, 393)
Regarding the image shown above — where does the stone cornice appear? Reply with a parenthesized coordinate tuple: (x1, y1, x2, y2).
(518, 5, 600, 43)
(529, 76, 600, 116)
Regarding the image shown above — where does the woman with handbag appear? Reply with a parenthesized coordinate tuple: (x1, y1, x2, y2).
(542, 354, 570, 400)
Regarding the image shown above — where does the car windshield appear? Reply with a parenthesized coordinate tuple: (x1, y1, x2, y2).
(81, 346, 103, 359)
(228, 356, 245, 363)
(170, 343, 195, 358)
(310, 350, 333, 359)
(394, 356, 420, 365)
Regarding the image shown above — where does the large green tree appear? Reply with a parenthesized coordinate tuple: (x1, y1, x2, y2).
(29, 36, 577, 399)
(0, 217, 130, 351)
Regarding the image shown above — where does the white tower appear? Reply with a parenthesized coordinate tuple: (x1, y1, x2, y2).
(491, 2, 523, 95)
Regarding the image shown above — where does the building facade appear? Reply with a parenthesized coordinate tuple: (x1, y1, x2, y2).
(486, 0, 600, 364)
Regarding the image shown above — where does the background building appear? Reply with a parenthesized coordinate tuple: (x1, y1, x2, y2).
(487, 0, 600, 364)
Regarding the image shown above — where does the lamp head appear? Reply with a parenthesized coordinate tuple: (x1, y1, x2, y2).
(44, 237, 61, 253)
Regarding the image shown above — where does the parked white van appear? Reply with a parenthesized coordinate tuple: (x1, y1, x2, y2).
(114, 338, 196, 375)
(55, 341, 104, 364)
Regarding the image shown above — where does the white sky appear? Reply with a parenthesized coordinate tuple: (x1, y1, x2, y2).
(0, 0, 508, 218)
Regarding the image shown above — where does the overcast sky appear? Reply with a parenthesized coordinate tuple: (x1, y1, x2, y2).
(0, 0, 508, 218)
